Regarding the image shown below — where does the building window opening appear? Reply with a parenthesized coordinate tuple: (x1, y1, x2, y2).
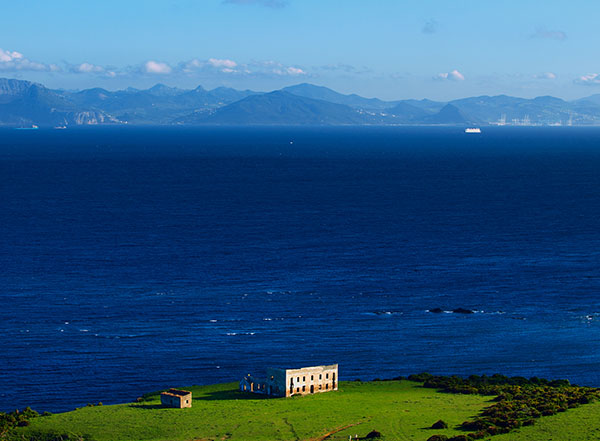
(326, 373, 329, 379)
(296, 387, 300, 393)
(326, 384, 329, 390)
(302, 385, 306, 392)
(311, 375, 314, 381)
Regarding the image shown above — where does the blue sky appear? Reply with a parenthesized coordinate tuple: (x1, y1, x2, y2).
(1, 0, 599, 100)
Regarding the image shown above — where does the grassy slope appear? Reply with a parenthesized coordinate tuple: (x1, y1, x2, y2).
(489, 401, 600, 441)
(16, 381, 600, 441)
(18, 381, 489, 441)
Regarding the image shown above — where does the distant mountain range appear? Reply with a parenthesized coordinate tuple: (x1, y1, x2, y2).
(1, 77, 600, 127)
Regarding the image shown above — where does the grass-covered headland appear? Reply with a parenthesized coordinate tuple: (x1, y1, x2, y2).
(3, 375, 600, 441)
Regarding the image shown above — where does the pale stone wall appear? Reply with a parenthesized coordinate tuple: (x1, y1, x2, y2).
(285, 364, 338, 397)
(160, 389, 192, 408)
(243, 364, 338, 398)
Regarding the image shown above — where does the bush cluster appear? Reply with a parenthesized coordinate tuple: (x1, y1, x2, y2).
(1, 409, 92, 441)
(1, 408, 40, 437)
(411, 373, 600, 441)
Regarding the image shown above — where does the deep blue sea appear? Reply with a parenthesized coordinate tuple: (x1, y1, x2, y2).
(2, 126, 600, 413)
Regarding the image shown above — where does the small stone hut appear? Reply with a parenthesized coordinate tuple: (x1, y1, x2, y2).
(160, 388, 192, 408)
(240, 364, 338, 397)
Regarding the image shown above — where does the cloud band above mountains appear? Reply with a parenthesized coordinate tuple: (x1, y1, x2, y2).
(0, 48, 306, 79)
(3, 47, 599, 92)
(0, 48, 60, 72)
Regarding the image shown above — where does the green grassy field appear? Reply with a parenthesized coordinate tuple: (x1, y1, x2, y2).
(487, 401, 600, 441)
(12, 381, 600, 441)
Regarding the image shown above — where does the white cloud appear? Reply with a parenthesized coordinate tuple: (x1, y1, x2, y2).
(0, 48, 306, 80)
(208, 58, 238, 69)
(285, 66, 305, 75)
(143, 61, 172, 74)
(575, 73, 600, 85)
(435, 69, 465, 81)
(533, 72, 557, 80)
(0, 48, 58, 72)
(180, 57, 306, 77)
(0, 49, 23, 62)
(186, 59, 202, 68)
(253, 60, 307, 76)
(73, 62, 104, 73)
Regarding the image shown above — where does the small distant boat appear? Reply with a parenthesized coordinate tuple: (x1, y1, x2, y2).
(54, 125, 67, 130)
(465, 128, 481, 134)
(15, 124, 39, 130)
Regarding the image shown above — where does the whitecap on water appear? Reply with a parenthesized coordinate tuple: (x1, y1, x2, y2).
(363, 311, 403, 316)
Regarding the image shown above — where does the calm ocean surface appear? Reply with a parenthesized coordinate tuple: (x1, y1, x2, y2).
(1, 126, 600, 412)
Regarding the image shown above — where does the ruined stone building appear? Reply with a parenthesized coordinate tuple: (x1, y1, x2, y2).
(160, 388, 192, 408)
(240, 364, 338, 397)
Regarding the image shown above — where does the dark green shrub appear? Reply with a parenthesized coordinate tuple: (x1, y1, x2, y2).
(365, 429, 382, 438)
(426, 436, 448, 441)
(431, 419, 448, 429)
(448, 435, 472, 441)
(408, 372, 433, 382)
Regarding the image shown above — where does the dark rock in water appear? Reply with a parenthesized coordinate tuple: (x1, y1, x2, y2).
(452, 308, 474, 314)
(428, 308, 444, 313)
(365, 430, 382, 439)
(431, 420, 449, 429)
